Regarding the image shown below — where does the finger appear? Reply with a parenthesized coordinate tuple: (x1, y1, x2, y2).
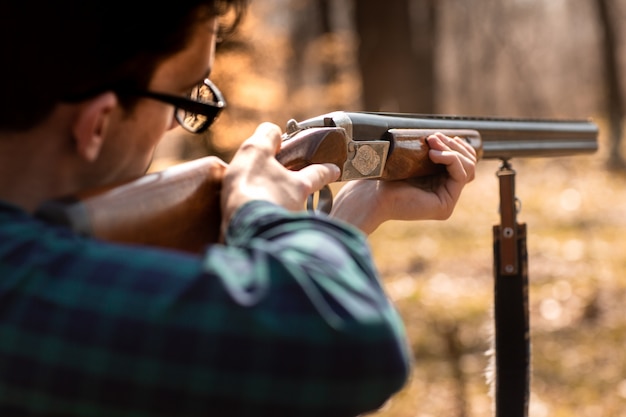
(427, 134, 477, 181)
(426, 135, 467, 166)
(428, 133, 477, 161)
(434, 150, 477, 183)
(427, 145, 473, 183)
(239, 122, 283, 156)
(296, 163, 341, 194)
(452, 136, 478, 162)
(446, 137, 478, 181)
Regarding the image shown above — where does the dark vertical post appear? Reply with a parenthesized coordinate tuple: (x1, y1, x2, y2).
(594, 0, 625, 170)
(493, 160, 530, 417)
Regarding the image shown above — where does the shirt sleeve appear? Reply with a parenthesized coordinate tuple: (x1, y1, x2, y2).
(0, 201, 411, 417)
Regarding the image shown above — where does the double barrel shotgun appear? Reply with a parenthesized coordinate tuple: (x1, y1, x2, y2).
(37, 110, 599, 417)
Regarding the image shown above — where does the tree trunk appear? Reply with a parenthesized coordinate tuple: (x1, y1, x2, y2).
(594, 0, 625, 169)
(355, 0, 437, 113)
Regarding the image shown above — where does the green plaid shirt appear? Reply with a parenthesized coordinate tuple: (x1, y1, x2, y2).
(0, 200, 410, 417)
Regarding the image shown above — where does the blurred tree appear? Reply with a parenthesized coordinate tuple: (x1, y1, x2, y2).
(355, 0, 437, 113)
(594, 0, 626, 170)
(279, 0, 362, 119)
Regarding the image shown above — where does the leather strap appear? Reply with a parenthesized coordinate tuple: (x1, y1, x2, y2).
(493, 162, 530, 417)
(493, 224, 529, 417)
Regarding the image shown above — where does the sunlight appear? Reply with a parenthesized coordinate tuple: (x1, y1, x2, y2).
(559, 187, 582, 211)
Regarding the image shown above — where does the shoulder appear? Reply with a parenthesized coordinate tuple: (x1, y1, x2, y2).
(0, 204, 203, 280)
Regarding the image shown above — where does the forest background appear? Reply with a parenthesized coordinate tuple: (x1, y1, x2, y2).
(153, 1, 626, 416)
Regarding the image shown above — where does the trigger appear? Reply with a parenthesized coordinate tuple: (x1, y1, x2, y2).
(306, 185, 333, 214)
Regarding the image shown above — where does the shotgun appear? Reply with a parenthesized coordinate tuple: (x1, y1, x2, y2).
(35, 111, 598, 252)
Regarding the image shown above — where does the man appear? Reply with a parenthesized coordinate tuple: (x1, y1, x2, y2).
(0, 1, 477, 416)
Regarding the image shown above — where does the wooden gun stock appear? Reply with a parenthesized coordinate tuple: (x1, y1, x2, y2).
(36, 126, 478, 252)
(36, 156, 228, 253)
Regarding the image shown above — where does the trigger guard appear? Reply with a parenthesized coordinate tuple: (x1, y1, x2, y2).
(306, 185, 333, 214)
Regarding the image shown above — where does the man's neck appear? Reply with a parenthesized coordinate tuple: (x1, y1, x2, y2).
(0, 130, 76, 213)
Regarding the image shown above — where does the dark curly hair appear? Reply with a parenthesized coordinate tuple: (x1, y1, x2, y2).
(0, 0, 249, 130)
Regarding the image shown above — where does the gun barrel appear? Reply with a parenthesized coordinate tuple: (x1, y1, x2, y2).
(295, 111, 598, 160)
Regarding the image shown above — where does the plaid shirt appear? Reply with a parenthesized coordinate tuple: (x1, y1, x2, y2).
(0, 200, 410, 417)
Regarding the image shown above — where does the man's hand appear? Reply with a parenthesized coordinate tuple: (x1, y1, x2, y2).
(221, 123, 340, 230)
(330, 132, 478, 234)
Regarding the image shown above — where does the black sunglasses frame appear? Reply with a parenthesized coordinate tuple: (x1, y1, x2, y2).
(120, 79, 226, 134)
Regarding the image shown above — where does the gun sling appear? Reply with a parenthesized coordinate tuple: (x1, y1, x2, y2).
(493, 162, 530, 417)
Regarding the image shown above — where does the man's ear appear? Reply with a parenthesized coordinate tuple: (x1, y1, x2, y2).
(72, 92, 117, 162)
